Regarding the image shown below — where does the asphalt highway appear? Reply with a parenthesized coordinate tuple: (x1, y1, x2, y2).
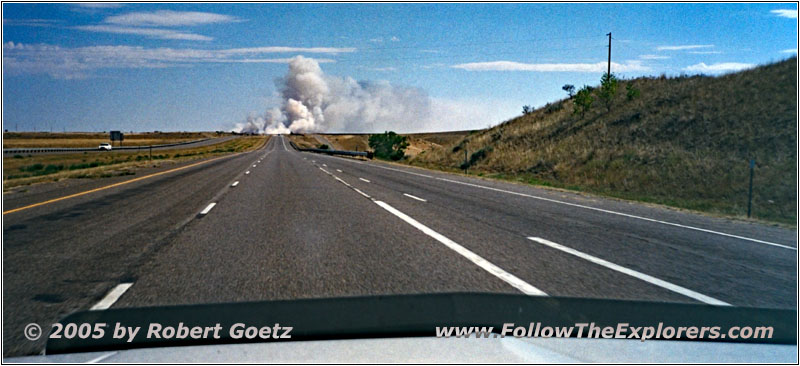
(2, 135, 797, 356)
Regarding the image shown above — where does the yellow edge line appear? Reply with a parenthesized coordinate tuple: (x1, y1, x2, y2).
(4, 151, 246, 215)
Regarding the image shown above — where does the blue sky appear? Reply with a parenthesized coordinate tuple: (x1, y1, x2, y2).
(3, 2, 798, 133)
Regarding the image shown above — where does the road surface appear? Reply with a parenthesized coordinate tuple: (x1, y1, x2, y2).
(3, 135, 796, 356)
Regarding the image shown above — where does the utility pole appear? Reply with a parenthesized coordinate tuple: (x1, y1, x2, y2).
(747, 159, 755, 218)
(606, 32, 612, 76)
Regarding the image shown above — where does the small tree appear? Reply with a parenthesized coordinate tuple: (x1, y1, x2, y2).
(598, 72, 619, 111)
(573, 85, 594, 117)
(562, 84, 575, 98)
(626, 83, 640, 101)
(368, 131, 409, 161)
(522, 105, 533, 115)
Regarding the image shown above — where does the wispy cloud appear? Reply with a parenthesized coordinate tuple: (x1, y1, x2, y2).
(3, 18, 60, 27)
(220, 47, 356, 55)
(390, 36, 400, 42)
(74, 25, 214, 41)
(688, 51, 722, 55)
(104, 10, 241, 27)
(656, 44, 714, 51)
(421, 63, 446, 69)
(780, 48, 798, 54)
(683, 62, 755, 74)
(368, 66, 397, 72)
(639, 54, 669, 60)
(770, 9, 798, 19)
(71, 10, 243, 41)
(2, 41, 348, 79)
(451, 60, 650, 73)
(220, 58, 335, 64)
(369, 38, 383, 43)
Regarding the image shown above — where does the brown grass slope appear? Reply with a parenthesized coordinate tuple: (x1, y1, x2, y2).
(411, 57, 797, 224)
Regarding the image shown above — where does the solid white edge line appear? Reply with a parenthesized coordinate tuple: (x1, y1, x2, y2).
(433, 178, 794, 250)
(359, 178, 371, 183)
(90, 283, 133, 311)
(200, 202, 216, 215)
(374, 200, 547, 296)
(87, 352, 118, 363)
(403, 193, 427, 202)
(231, 181, 239, 187)
(527, 237, 730, 306)
(316, 155, 791, 250)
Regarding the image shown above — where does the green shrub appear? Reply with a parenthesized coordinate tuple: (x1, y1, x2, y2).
(573, 86, 594, 117)
(369, 131, 409, 160)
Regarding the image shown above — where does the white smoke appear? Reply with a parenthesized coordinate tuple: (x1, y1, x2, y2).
(239, 55, 434, 134)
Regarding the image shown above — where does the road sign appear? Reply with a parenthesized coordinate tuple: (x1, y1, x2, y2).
(110, 131, 124, 141)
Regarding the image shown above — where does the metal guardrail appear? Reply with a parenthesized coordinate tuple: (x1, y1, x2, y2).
(289, 141, 373, 159)
(3, 138, 211, 155)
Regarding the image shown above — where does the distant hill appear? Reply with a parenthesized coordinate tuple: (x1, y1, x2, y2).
(411, 58, 797, 224)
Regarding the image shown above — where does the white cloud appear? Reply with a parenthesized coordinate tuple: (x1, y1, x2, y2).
(390, 36, 400, 42)
(2, 41, 347, 79)
(74, 25, 213, 41)
(3, 18, 60, 27)
(421, 63, 446, 69)
(220, 46, 356, 55)
(104, 10, 241, 27)
(781, 48, 798, 54)
(639, 54, 669, 60)
(771, 9, 798, 19)
(369, 38, 383, 43)
(226, 58, 335, 64)
(656, 44, 714, 51)
(683, 62, 755, 74)
(688, 51, 723, 55)
(451, 60, 650, 73)
(368, 67, 397, 72)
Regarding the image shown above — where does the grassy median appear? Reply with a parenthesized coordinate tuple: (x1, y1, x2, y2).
(3, 135, 267, 190)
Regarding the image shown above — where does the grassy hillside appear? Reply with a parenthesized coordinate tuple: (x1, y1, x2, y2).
(411, 58, 797, 224)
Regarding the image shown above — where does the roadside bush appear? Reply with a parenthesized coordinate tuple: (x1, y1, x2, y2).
(573, 86, 594, 117)
(599, 73, 619, 111)
(368, 131, 409, 161)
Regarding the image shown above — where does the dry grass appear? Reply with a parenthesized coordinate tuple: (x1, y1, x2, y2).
(287, 134, 320, 149)
(303, 131, 470, 158)
(2, 132, 223, 148)
(411, 58, 797, 224)
(3, 136, 266, 190)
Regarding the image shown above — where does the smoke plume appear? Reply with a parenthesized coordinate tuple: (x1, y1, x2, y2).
(237, 55, 433, 134)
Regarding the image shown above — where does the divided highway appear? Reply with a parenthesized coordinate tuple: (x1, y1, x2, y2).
(3, 135, 797, 356)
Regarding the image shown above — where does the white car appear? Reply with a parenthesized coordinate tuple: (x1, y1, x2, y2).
(98, 143, 112, 151)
